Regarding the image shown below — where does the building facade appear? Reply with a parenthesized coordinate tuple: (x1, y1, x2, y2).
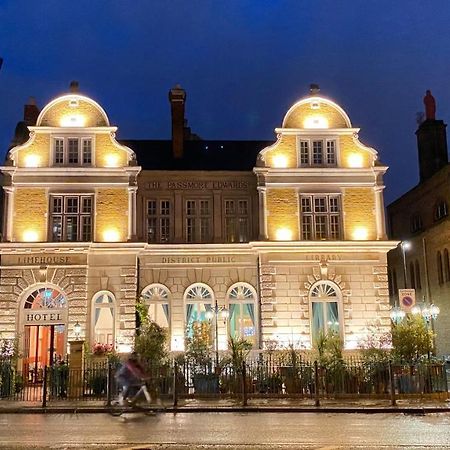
(0, 83, 396, 373)
(387, 91, 450, 356)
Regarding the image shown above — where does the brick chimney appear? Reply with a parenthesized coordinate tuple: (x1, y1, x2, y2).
(169, 84, 186, 159)
(70, 80, 79, 93)
(23, 97, 39, 125)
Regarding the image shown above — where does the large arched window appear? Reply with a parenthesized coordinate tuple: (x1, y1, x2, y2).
(92, 291, 115, 345)
(184, 283, 214, 339)
(309, 281, 342, 343)
(226, 283, 257, 345)
(140, 284, 170, 328)
(24, 287, 67, 309)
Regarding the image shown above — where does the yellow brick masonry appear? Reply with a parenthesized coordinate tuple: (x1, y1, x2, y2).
(13, 188, 47, 241)
(39, 98, 107, 127)
(283, 101, 348, 129)
(95, 188, 129, 241)
(343, 187, 376, 239)
(266, 135, 297, 167)
(339, 135, 372, 168)
(266, 188, 299, 240)
(95, 133, 129, 167)
(17, 134, 50, 168)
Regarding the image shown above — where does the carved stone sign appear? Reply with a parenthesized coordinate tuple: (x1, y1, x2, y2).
(24, 308, 68, 325)
(2, 254, 87, 266)
(145, 180, 250, 190)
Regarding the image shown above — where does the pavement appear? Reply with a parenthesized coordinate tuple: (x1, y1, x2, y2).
(1, 395, 450, 414)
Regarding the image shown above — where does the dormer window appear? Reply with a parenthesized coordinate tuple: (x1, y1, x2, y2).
(298, 138, 337, 167)
(434, 201, 448, 221)
(53, 137, 92, 166)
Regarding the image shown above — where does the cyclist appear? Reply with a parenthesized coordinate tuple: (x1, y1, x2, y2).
(115, 352, 146, 405)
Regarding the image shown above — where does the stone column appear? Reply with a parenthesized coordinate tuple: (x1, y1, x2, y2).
(258, 187, 268, 240)
(127, 187, 137, 240)
(374, 186, 387, 240)
(3, 187, 14, 241)
(213, 190, 222, 242)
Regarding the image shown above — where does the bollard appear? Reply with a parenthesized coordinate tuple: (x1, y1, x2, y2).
(106, 363, 113, 407)
(314, 361, 320, 407)
(242, 361, 248, 407)
(173, 361, 178, 408)
(389, 361, 397, 407)
(42, 366, 48, 408)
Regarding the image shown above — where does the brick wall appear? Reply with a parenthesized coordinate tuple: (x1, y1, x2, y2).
(13, 188, 47, 241)
(17, 134, 50, 167)
(266, 188, 299, 240)
(95, 133, 129, 167)
(283, 101, 348, 129)
(343, 187, 376, 239)
(95, 188, 129, 241)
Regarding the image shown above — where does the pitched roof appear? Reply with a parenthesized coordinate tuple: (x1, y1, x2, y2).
(119, 139, 272, 171)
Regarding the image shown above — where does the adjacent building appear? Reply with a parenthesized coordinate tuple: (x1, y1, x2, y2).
(0, 82, 396, 375)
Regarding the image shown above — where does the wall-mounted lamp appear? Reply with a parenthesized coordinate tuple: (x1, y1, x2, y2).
(74, 321, 81, 339)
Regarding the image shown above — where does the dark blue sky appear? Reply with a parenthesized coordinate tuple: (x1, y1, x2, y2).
(1, 1, 450, 203)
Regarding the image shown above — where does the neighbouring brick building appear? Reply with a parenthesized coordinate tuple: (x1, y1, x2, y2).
(387, 91, 450, 356)
(0, 82, 396, 374)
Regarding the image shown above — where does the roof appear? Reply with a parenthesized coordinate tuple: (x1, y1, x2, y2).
(120, 139, 273, 171)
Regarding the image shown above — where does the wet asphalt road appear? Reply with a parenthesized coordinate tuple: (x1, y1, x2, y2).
(0, 412, 449, 449)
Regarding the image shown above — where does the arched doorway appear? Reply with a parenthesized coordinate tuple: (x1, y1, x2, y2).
(22, 287, 68, 383)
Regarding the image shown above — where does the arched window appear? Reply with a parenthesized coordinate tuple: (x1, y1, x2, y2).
(437, 251, 444, 285)
(227, 283, 257, 345)
(184, 283, 214, 339)
(415, 261, 422, 290)
(309, 281, 342, 343)
(24, 287, 67, 309)
(409, 262, 416, 289)
(444, 249, 450, 283)
(92, 291, 115, 345)
(140, 284, 170, 328)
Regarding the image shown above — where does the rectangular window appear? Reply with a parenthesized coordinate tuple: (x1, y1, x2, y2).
(50, 195, 93, 242)
(52, 137, 93, 166)
(312, 141, 323, 165)
(300, 141, 309, 165)
(54, 139, 64, 165)
(67, 139, 79, 164)
(298, 139, 337, 167)
(300, 194, 342, 240)
(185, 198, 213, 243)
(186, 217, 195, 243)
(82, 139, 92, 165)
(224, 198, 250, 243)
(146, 199, 172, 243)
(326, 141, 336, 165)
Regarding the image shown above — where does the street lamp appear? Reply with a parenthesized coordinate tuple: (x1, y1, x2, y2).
(400, 241, 411, 289)
(205, 300, 229, 366)
(390, 305, 406, 324)
(412, 300, 440, 354)
(74, 321, 81, 339)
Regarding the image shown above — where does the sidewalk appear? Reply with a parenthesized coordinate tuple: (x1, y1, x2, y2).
(0, 396, 449, 414)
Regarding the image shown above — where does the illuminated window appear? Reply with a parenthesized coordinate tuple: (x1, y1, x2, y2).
(184, 283, 214, 341)
(309, 281, 341, 344)
(24, 287, 67, 309)
(52, 137, 92, 166)
(224, 199, 250, 243)
(298, 138, 337, 167)
(185, 199, 212, 243)
(92, 291, 115, 345)
(227, 283, 257, 345)
(50, 195, 93, 242)
(147, 199, 172, 243)
(141, 284, 170, 329)
(434, 201, 448, 221)
(300, 194, 341, 240)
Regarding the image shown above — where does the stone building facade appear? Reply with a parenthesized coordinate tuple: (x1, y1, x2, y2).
(0, 83, 396, 372)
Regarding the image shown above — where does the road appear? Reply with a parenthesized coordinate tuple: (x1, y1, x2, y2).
(0, 412, 450, 449)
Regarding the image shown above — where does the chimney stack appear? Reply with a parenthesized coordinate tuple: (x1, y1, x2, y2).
(70, 80, 79, 93)
(23, 97, 39, 125)
(169, 84, 186, 159)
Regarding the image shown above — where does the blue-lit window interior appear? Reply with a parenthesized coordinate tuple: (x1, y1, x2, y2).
(228, 284, 256, 345)
(310, 282, 340, 343)
(185, 284, 213, 338)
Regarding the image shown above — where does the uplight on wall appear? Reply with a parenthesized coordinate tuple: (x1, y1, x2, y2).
(275, 227, 292, 241)
(104, 153, 120, 167)
(272, 154, 288, 168)
(352, 227, 368, 240)
(303, 115, 328, 129)
(347, 153, 364, 168)
(103, 228, 120, 242)
(23, 229, 39, 242)
(60, 114, 85, 127)
(24, 154, 40, 168)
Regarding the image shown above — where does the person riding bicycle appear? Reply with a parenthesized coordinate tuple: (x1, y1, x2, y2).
(115, 352, 146, 405)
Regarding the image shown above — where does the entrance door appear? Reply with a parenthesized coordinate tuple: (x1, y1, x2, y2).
(23, 325, 65, 383)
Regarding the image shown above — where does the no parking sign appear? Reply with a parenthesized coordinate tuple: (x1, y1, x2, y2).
(399, 289, 416, 310)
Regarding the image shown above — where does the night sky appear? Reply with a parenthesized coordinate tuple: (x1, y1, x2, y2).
(1, 1, 450, 204)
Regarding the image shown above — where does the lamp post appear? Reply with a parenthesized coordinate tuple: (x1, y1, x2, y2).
(400, 241, 411, 289)
(205, 300, 229, 366)
(411, 300, 440, 354)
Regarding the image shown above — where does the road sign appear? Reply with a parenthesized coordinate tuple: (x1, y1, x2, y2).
(399, 289, 416, 310)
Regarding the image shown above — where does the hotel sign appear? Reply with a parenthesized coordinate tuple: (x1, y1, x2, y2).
(24, 308, 68, 326)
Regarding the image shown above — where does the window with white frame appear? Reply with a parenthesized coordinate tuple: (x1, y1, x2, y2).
(140, 284, 170, 329)
(92, 291, 115, 345)
(53, 137, 92, 166)
(50, 195, 93, 242)
(224, 198, 250, 243)
(185, 199, 212, 243)
(227, 283, 257, 345)
(300, 194, 341, 240)
(298, 138, 337, 167)
(147, 199, 172, 243)
(184, 283, 214, 342)
(434, 200, 448, 221)
(309, 281, 341, 344)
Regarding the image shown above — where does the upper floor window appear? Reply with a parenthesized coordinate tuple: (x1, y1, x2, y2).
(434, 201, 448, 221)
(298, 138, 337, 167)
(147, 199, 171, 243)
(185, 199, 212, 243)
(53, 137, 92, 166)
(50, 194, 93, 242)
(410, 214, 423, 233)
(300, 194, 341, 240)
(224, 198, 249, 243)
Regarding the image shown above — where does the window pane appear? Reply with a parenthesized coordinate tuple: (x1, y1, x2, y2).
(312, 141, 323, 164)
(326, 141, 336, 165)
(54, 139, 64, 164)
(51, 216, 62, 241)
(148, 303, 170, 328)
(200, 217, 210, 241)
(200, 200, 210, 215)
(225, 217, 236, 243)
(68, 139, 79, 164)
(238, 217, 248, 242)
(186, 200, 196, 215)
(326, 302, 340, 334)
(312, 302, 324, 343)
(329, 197, 339, 212)
(94, 303, 114, 345)
(82, 140, 92, 164)
(52, 197, 62, 214)
(225, 200, 235, 215)
(302, 215, 312, 240)
(301, 197, 312, 213)
(82, 197, 92, 213)
(160, 217, 170, 242)
(160, 200, 170, 216)
(148, 217, 157, 242)
(238, 200, 248, 215)
(186, 217, 195, 242)
(329, 215, 340, 239)
(81, 216, 92, 241)
(66, 197, 78, 213)
(314, 197, 327, 213)
(65, 216, 78, 241)
(315, 216, 327, 239)
(147, 200, 157, 216)
(300, 141, 309, 164)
